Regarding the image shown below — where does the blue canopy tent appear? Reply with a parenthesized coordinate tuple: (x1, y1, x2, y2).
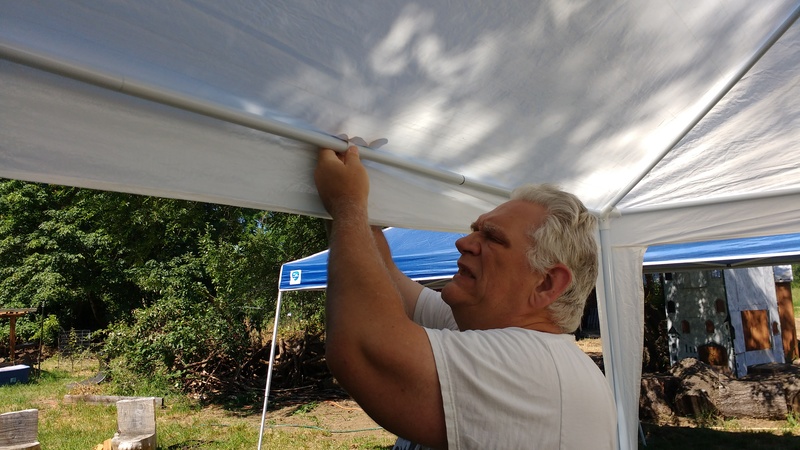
(279, 227, 465, 291)
(643, 232, 800, 273)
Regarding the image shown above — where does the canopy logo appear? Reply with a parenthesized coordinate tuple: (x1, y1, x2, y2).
(289, 270, 302, 285)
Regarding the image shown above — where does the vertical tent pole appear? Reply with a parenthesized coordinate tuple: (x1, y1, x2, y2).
(597, 218, 631, 450)
(257, 289, 285, 450)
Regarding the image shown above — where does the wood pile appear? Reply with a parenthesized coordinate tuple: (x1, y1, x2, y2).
(640, 358, 800, 421)
(180, 331, 344, 404)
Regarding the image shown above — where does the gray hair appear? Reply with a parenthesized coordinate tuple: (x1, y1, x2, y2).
(510, 184, 598, 333)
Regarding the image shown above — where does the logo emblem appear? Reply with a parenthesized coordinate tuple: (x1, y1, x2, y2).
(289, 270, 301, 285)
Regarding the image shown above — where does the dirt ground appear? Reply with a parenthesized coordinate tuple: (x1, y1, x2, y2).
(263, 398, 396, 444)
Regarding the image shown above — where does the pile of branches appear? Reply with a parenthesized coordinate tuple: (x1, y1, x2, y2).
(180, 331, 343, 403)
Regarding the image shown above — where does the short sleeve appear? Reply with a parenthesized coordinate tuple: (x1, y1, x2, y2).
(413, 287, 458, 330)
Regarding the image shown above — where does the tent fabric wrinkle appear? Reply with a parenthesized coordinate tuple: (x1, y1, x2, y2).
(3, 2, 800, 449)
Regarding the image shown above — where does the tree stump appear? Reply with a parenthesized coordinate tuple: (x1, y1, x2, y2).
(670, 358, 800, 420)
(639, 375, 679, 422)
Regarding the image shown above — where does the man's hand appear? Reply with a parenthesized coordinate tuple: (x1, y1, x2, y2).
(314, 146, 370, 219)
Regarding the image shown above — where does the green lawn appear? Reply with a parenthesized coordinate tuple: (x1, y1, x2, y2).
(0, 357, 394, 450)
(794, 283, 800, 318)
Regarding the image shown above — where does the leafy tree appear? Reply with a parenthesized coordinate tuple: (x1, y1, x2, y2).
(0, 179, 328, 395)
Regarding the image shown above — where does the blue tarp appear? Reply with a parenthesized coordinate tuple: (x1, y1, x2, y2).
(280, 229, 800, 291)
(279, 228, 465, 291)
(643, 232, 800, 273)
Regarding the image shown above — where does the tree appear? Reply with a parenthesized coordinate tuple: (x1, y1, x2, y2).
(0, 179, 329, 395)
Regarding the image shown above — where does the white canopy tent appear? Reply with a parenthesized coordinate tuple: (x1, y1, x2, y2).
(2, 2, 800, 448)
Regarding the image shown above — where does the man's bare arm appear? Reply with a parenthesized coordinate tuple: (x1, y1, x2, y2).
(315, 146, 446, 448)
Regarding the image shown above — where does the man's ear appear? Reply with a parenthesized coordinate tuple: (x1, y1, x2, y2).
(528, 263, 572, 309)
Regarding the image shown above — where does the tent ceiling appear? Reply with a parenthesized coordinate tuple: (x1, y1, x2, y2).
(5, 4, 800, 449)
(3, 1, 799, 237)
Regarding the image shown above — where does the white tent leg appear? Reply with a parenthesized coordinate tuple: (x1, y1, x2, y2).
(257, 290, 285, 450)
(597, 220, 631, 450)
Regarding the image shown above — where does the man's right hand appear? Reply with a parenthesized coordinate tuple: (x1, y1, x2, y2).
(314, 146, 370, 220)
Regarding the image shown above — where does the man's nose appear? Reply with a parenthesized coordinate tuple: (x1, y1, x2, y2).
(455, 233, 480, 255)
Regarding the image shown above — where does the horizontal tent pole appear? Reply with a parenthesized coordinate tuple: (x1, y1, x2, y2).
(0, 41, 511, 199)
(600, 4, 800, 218)
(619, 185, 800, 215)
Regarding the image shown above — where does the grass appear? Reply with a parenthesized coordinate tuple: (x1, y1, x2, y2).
(640, 422, 800, 450)
(0, 356, 394, 449)
(5, 350, 800, 449)
(793, 283, 800, 318)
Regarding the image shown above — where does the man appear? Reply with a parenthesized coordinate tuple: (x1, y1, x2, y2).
(315, 145, 617, 449)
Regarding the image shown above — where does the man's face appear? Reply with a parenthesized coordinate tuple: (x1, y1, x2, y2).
(441, 199, 548, 330)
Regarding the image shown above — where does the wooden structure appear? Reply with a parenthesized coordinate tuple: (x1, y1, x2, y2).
(0, 409, 40, 450)
(0, 308, 37, 364)
(776, 281, 799, 361)
(664, 267, 795, 377)
(110, 398, 157, 450)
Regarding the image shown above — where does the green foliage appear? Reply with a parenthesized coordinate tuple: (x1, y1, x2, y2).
(32, 314, 60, 347)
(293, 400, 320, 416)
(787, 412, 799, 430)
(0, 178, 329, 394)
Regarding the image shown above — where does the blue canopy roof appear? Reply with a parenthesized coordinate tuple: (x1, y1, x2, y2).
(279, 228, 465, 291)
(280, 229, 800, 290)
(643, 232, 800, 273)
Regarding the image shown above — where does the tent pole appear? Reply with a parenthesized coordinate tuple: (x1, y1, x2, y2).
(0, 42, 510, 199)
(619, 186, 800, 215)
(597, 218, 632, 450)
(257, 290, 285, 450)
(600, 3, 800, 217)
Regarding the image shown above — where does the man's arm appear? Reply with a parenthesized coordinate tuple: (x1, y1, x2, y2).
(315, 146, 446, 449)
(371, 226, 425, 319)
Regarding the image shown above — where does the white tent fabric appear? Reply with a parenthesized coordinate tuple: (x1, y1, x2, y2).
(3, 2, 800, 448)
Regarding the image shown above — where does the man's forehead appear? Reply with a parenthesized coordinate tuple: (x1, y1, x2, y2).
(474, 200, 547, 227)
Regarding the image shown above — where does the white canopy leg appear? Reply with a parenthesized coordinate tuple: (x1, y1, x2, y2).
(257, 290, 285, 450)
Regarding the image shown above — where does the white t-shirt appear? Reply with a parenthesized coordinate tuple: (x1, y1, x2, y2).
(397, 287, 617, 450)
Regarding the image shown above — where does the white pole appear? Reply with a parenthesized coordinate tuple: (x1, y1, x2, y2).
(619, 186, 800, 215)
(597, 218, 631, 450)
(600, 3, 800, 217)
(257, 290, 285, 450)
(0, 42, 510, 199)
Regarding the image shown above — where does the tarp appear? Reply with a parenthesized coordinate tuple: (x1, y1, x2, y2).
(3, 2, 800, 448)
(279, 228, 463, 291)
(281, 227, 800, 289)
(644, 232, 800, 273)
